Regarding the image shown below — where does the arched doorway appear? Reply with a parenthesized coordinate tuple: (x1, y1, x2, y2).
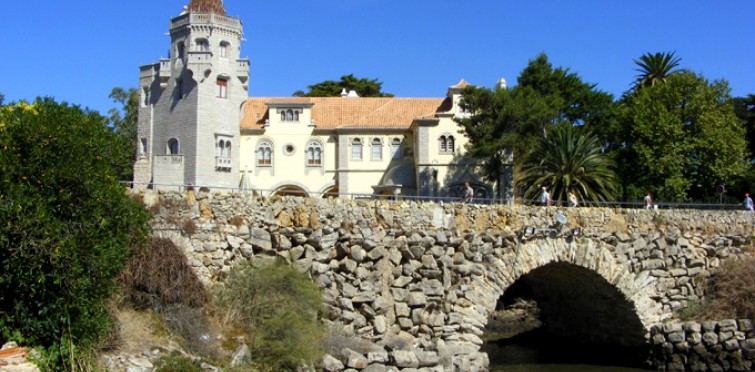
(271, 185, 308, 197)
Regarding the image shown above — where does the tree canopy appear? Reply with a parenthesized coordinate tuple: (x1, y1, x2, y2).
(293, 74, 394, 97)
(632, 51, 681, 90)
(108, 87, 140, 181)
(0, 98, 151, 369)
(456, 53, 616, 188)
(619, 70, 748, 201)
(518, 124, 619, 204)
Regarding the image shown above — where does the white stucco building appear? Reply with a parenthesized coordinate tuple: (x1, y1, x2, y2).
(134, 0, 513, 202)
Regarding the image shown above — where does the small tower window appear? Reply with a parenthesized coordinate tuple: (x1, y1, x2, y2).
(196, 39, 209, 52)
(280, 109, 299, 122)
(219, 42, 229, 58)
(167, 138, 180, 155)
(216, 78, 228, 98)
(177, 42, 185, 59)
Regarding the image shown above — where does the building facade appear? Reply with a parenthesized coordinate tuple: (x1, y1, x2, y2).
(134, 0, 513, 202)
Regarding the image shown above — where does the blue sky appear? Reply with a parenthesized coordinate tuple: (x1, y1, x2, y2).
(2, 1, 753, 116)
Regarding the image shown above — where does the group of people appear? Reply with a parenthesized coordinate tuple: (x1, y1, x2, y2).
(537, 187, 578, 207)
(464, 182, 754, 211)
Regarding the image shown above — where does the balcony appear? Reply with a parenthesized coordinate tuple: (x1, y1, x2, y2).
(158, 58, 171, 88)
(216, 156, 232, 171)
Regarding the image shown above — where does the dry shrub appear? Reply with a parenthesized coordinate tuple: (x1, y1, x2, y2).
(161, 305, 221, 359)
(700, 256, 755, 320)
(182, 218, 197, 235)
(229, 216, 245, 227)
(119, 237, 209, 310)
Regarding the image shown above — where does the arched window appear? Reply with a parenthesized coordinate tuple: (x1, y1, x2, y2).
(391, 138, 402, 160)
(371, 138, 383, 161)
(257, 141, 272, 166)
(176, 42, 185, 59)
(167, 138, 179, 155)
(216, 139, 231, 158)
(439, 135, 455, 154)
(351, 138, 362, 161)
(219, 41, 229, 58)
(286, 110, 294, 121)
(195, 39, 209, 52)
(306, 141, 323, 165)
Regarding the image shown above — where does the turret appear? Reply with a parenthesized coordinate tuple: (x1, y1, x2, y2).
(134, 0, 249, 191)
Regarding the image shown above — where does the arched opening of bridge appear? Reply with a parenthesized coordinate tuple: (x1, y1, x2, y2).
(483, 262, 650, 369)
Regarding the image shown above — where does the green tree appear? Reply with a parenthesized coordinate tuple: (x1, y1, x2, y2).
(731, 94, 755, 158)
(621, 71, 748, 201)
(108, 87, 140, 181)
(457, 53, 616, 189)
(294, 74, 394, 97)
(518, 124, 619, 204)
(215, 260, 324, 370)
(632, 51, 681, 90)
(0, 98, 151, 369)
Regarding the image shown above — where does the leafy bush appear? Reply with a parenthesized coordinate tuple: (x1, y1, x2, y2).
(119, 237, 209, 310)
(215, 259, 325, 370)
(154, 352, 203, 372)
(0, 98, 152, 369)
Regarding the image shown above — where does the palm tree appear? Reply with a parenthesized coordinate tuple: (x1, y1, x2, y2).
(518, 125, 619, 205)
(633, 51, 681, 89)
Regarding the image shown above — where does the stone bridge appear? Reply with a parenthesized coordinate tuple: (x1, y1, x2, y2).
(143, 191, 755, 371)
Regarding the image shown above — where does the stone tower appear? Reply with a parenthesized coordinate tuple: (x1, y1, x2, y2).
(133, 0, 249, 191)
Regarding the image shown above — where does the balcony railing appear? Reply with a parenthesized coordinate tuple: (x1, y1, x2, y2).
(171, 13, 242, 30)
(155, 155, 184, 166)
(216, 156, 232, 170)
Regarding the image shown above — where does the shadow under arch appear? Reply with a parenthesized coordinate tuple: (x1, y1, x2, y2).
(271, 185, 308, 197)
(472, 237, 668, 368)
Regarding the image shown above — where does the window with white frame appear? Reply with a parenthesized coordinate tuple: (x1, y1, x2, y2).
(257, 141, 272, 166)
(216, 138, 232, 157)
(351, 138, 362, 161)
(306, 141, 323, 165)
(391, 138, 401, 160)
(439, 135, 455, 154)
(280, 109, 299, 122)
(371, 138, 382, 161)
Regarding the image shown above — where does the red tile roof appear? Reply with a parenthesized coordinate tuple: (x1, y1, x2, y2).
(241, 97, 451, 130)
(188, 0, 226, 15)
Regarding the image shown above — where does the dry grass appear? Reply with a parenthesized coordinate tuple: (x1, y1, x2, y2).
(700, 255, 755, 320)
(108, 308, 172, 355)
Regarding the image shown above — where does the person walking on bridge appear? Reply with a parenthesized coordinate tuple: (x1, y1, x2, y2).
(745, 193, 754, 211)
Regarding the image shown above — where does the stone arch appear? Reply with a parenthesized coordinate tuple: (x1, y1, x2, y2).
(457, 237, 668, 351)
(270, 182, 309, 197)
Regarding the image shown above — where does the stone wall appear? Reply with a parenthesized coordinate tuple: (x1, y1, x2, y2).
(140, 190, 755, 370)
(650, 320, 755, 371)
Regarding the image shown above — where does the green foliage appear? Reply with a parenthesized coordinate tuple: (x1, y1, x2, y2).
(620, 71, 748, 201)
(518, 124, 619, 203)
(294, 74, 393, 97)
(0, 98, 152, 369)
(632, 51, 681, 90)
(107, 87, 140, 181)
(457, 53, 616, 187)
(154, 352, 203, 372)
(215, 260, 325, 370)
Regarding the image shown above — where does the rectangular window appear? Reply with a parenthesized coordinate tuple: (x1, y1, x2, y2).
(139, 138, 148, 155)
(217, 80, 228, 98)
(372, 145, 382, 161)
(352, 145, 362, 160)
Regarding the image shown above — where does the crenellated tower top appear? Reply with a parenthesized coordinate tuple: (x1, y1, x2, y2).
(188, 0, 226, 15)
